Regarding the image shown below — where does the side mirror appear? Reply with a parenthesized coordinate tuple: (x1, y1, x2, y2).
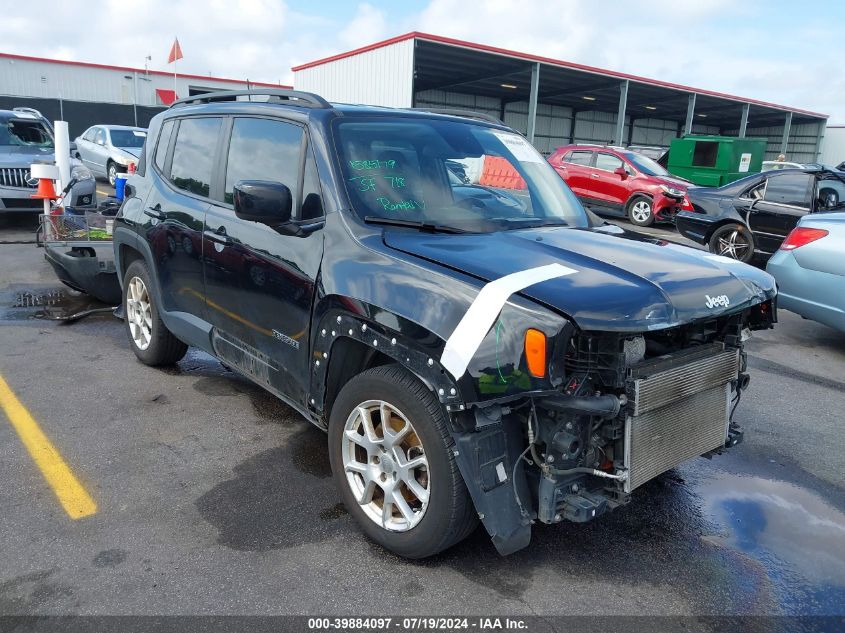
(614, 167, 628, 180)
(233, 180, 292, 225)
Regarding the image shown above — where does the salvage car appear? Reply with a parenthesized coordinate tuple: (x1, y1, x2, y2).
(767, 212, 845, 332)
(113, 90, 776, 558)
(0, 108, 96, 213)
(74, 124, 146, 186)
(548, 144, 691, 226)
(675, 166, 845, 262)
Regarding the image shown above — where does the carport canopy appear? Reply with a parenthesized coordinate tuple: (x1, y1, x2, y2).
(409, 34, 826, 152)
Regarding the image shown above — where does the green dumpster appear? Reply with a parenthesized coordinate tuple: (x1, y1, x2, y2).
(665, 135, 767, 187)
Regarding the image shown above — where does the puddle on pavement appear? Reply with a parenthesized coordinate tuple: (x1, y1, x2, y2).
(0, 284, 115, 323)
(697, 474, 845, 615)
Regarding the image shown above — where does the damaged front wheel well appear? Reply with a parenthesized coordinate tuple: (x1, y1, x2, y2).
(323, 337, 393, 419)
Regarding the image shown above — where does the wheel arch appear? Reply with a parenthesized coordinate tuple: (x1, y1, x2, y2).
(624, 191, 653, 209)
(309, 308, 464, 430)
(705, 218, 751, 245)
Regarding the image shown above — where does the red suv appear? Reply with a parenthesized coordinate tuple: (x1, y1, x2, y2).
(548, 145, 692, 226)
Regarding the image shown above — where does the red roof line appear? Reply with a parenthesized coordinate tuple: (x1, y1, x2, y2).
(0, 52, 290, 88)
(292, 31, 827, 119)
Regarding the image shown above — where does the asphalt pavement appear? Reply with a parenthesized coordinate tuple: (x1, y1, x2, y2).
(0, 208, 844, 624)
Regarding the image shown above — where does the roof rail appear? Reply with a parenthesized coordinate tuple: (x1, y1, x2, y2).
(413, 107, 503, 125)
(170, 89, 331, 109)
(12, 106, 45, 119)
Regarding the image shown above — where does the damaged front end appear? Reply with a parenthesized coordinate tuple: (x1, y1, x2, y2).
(450, 299, 775, 555)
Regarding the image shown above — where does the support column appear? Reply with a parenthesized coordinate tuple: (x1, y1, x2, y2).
(813, 120, 826, 162)
(526, 62, 540, 144)
(780, 112, 793, 155)
(615, 80, 629, 145)
(738, 103, 750, 138)
(684, 93, 696, 135)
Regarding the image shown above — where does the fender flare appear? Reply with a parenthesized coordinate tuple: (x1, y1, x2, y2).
(112, 226, 212, 350)
(309, 309, 466, 420)
(624, 191, 653, 210)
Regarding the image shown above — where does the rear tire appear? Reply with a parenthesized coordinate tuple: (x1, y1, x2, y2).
(626, 195, 654, 227)
(328, 365, 478, 558)
(123, 259, 188, 366)
(708, 223, 755, 263)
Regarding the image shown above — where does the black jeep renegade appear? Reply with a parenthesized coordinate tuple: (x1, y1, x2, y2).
(114, 89, 776, 558)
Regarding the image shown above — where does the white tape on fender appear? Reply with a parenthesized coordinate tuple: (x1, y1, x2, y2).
(440, 263, 577, 378)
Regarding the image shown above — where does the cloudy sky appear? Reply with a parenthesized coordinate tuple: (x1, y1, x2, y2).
(3, 0, 843, 121)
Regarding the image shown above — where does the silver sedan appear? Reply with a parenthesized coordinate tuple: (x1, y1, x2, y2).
(767, 211, 845, 332)
(74, 125, 146, 186)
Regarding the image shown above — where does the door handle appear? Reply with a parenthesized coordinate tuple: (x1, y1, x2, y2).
(144, 205, 165, 220)
(204, 228, 232, 245)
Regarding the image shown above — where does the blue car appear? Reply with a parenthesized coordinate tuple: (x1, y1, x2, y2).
(767, 212, 845, 332)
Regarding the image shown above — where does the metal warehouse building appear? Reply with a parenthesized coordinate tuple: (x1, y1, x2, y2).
(293, 32, 828, 162)
(0, 52, 290, 135)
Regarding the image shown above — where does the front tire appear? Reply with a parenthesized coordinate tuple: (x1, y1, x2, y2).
(123, 260, 188, 365)
(328, 365, 478, 558)
(708, 223, 755, 263)
(626, 195, 655, 227)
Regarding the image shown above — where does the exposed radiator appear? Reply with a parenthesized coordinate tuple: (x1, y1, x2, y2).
(624, 344, 739, 492)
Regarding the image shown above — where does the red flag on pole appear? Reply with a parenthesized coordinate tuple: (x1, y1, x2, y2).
(167, 38, 183, 64)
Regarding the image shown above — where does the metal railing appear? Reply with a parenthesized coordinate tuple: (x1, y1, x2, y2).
(40, 213, 115, 246)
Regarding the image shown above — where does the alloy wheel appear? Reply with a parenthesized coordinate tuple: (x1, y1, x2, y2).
(341, 399, 430, 532)
(631, 200, 652, 223)
(717, 230, 750, 259)
(126, 276, 152, 350)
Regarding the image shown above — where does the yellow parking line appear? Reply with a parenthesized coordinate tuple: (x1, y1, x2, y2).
(96, 189, 111, 197)
(0, 373, 97, 519)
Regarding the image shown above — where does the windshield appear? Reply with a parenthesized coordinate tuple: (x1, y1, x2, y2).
(0, 119, 54, 148)
(622, 151, 670, 177)
(333, 117, 588, 232)
(109, 129, 146, 148)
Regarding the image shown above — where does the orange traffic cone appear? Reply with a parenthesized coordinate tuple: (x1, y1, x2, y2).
(30, 177, 58, 200)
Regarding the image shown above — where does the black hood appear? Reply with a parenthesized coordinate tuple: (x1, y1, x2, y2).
(383, 225, 776, 331)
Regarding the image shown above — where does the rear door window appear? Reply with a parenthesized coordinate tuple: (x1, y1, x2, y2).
(169, 117, 222, 198)
(762, 173, 812, 208)
(223, 117, 303, 205)
(564, 150, 593, 166)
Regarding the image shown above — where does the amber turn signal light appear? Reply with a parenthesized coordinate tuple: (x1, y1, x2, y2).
(524, 328, 547, 378)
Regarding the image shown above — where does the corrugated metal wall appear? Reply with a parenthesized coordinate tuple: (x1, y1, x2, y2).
(415, 89, 707, 155)
(293, 39, 415, 108)
(0, 56, 255, 106)
(820, 127, 845, 165)
(723, 120, 822, 162)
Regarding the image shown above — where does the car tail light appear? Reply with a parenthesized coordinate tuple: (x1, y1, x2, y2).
(780, 227, 829, 251)
(524, 328, 547, 378)
(681, 196, 693, 211)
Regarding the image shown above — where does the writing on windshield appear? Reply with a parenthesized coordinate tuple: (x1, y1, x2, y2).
(334, 117, 588, 233)
(347, 158, 425, 213)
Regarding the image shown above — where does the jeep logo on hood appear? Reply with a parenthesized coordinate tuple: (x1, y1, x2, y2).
(705, 294, 730, 309)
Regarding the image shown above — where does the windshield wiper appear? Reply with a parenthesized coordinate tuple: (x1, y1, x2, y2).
(364, 216, 466, 234)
